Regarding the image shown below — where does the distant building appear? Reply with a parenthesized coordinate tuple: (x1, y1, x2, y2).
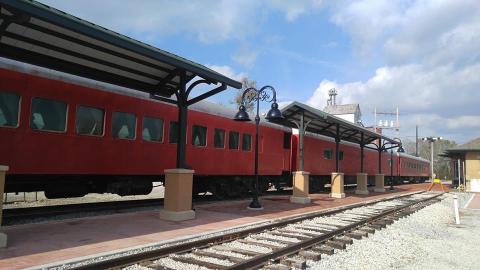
(324, 104, 362, 125)
(443, 137, 480, 191)
(323, 88, 362, 125)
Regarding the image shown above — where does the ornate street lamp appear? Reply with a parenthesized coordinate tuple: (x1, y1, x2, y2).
(234, 85, 283, 209)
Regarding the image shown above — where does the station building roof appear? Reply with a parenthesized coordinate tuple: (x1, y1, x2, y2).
(323, 104, 360, 115)
(443, 137, 480, 157)
(278, 101, 400, 148)
(0, 0, 242, 101)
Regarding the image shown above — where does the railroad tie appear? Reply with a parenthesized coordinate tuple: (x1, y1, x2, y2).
(147, 262, 178, 270)
(248, 235, 296, 245)
(280, 258, 307, 270)
(277, 229, 319, 238)
(382, 218, 395, 225)
(193, 249, 244, 263)
(299, 250, 322, 261)
(237, 239, 283, 249)
(311, 245, 335, 255)
(170, 255, 228, 269)
(368, 223, 385, 230)
(211, 245, 261, 257)
(334, 236, 353, 245)
(264, 264, 292, 270)
(352, 230, 368, 237)
(325, 240, 346, 250)
(373, 219, 389, 227)
(314, 223, 342, 229)
(345, 231, 364, 240)
(269, 231, 311, 240)
(294, 225, 331, 234)
(357, 226, 375, 234)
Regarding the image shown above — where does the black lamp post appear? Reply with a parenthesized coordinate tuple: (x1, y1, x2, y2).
(234, 85, 283, 209)
(389, 149, 394, 190)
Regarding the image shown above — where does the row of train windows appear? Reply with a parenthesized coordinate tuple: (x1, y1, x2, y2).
(402, 162, 424, 171)
(0, 91, 252, 150)
(324, 149, 344, 160)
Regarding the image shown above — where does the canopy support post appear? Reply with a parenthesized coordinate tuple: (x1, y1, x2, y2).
(335, 123, 340, 172)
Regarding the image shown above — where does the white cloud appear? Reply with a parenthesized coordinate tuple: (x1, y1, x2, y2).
(446, 116, 480, 129)
(269, 0, 324, 21)
(39, 0, 263, 43)
(206, 65, 246, 81)
(39, 0, 327, 44)
(306, 62, 480, 142)
(306, 0, 480, 143)
(330, 0, 405, 57)
(233, 46, 259, 68)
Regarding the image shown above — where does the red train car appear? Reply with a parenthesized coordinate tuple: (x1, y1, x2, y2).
(0, 60, 290, 198)
(291, 131, 430, 191)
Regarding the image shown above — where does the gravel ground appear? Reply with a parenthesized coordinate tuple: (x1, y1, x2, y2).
(308, 192, 479, 270)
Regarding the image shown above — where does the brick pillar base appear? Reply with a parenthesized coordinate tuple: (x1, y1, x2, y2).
(290, 171, 311, 204)
(374, 174, 386, 192)
(355, 173, 369, 195)
(0, 165, 9, 248)
(331, 172, 345, 198)
(160, 169, 195, 221)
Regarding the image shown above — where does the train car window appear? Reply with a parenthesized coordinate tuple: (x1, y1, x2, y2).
(30, 97, 67, 132)
(76, 105, 104, 136)
(283, 132, 291, 149)
(169, 121, 178, 143)
(242, 133, 252, 151)
(0, 91, 20, 128)
(112, 111, 136, 139)
(214, 128, 225, 148)
(339, 151, 344, 161)
(142, 116, 163, 142)
(229, 131, 239, 150)
(324, 149, 332, 160)
(192, 125, 207, 147)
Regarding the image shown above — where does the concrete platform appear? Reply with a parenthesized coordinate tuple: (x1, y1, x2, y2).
(0, 183, 431, 270)
(466, 193, 480, 209)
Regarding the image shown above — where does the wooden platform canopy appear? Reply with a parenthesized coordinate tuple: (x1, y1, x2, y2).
(0, 0, 242, 168)
(277, 101, 401, 173)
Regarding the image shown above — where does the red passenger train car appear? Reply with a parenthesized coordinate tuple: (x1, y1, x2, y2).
(0, 59, 291, 198)
(0, 59, 429, 199)
(292, 132, 429, 192)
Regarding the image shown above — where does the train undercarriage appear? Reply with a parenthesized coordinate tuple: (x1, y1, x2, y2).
(5, 173, 428, 199)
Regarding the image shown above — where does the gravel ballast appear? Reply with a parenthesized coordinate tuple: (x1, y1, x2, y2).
(308, 192, 479, 270)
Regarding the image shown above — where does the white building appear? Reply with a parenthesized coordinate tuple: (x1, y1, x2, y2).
(323, 104, 362, 125)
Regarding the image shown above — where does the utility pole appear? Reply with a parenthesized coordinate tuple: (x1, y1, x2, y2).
(422, 136, 442, 180)
(415, 125, 418, 157)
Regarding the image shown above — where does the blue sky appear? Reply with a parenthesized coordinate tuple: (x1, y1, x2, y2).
(38, 0, 480, 144)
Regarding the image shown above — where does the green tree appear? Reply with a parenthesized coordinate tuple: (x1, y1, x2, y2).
(402, 138, 457, 179)
(232, 77, 256, 112)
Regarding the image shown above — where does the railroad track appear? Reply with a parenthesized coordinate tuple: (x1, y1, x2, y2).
(1, 198, 166, 226)
(70, 191, 442, 270)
